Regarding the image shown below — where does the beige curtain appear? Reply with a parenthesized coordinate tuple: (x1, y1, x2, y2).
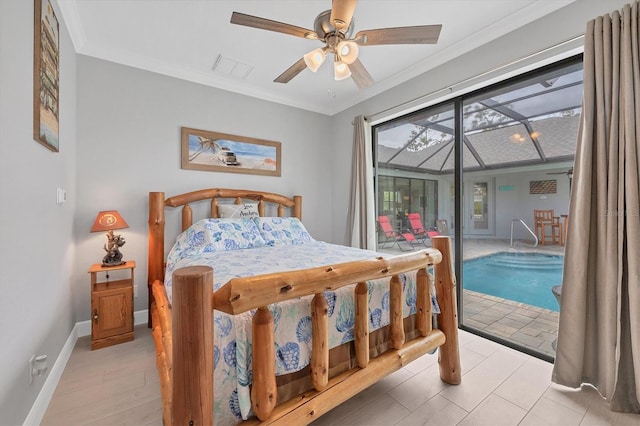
(552, 1, 640, 413)
(346, 115, 376, 250)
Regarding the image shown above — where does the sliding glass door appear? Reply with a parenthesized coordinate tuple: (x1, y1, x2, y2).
(373, 56, 582, 360)
(376, 175, 439, 235)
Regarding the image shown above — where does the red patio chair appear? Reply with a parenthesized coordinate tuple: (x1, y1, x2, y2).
(376, 215, 416, 251)
(407, 213, 440, 247)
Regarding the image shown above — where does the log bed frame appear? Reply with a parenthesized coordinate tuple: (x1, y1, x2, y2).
(147, 188, 461, 425)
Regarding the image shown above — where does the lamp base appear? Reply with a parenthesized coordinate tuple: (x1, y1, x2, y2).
(101, 232, 126, 267)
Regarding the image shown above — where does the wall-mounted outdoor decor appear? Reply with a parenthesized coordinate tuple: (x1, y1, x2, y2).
(33, 0, 60, 152)
(181, 127, 281, 177)
(529, 180, 557, 194)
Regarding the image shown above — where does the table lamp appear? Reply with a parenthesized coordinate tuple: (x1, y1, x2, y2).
(90, 210, 129, 267)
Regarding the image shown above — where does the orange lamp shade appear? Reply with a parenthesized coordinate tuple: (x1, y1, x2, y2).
(90, 210, 129, 232)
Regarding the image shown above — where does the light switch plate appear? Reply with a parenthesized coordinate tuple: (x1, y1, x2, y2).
(56, 188, 67, 205)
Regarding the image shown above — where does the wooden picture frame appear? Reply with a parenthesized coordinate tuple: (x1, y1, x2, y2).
(33, 0, 60, 152)
(181, 127, 281, 177)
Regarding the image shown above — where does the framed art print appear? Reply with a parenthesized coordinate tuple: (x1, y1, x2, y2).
(181, 127, 281, 177)
(33, 0, 60, 152)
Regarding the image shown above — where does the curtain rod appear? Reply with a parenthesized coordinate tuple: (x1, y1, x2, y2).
(364, 33, 585, 124)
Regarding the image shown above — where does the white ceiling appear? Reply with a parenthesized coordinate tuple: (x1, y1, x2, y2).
(57, 0, 576, 116)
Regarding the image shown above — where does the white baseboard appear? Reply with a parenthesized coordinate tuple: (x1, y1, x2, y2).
(22, 323, 79, 426)
(23, 310, 149, 425)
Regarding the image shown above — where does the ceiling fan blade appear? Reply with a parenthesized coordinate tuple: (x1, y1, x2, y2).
(231, 12, 317, 39)
(274, 58, 308, 84)
(330, 0, 358, 31)
(349, 59, 374, 89)
(355, 25, 442, 45)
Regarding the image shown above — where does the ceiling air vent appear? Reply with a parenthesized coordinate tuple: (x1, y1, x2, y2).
(212, 54, 253, 80)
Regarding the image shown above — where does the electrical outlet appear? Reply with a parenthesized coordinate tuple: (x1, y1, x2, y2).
(29, 354, 48, 384)
(134, 285, 138, 297)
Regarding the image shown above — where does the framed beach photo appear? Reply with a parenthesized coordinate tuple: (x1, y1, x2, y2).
(33, 0, 60, 152)
(181, 127, 281, 177)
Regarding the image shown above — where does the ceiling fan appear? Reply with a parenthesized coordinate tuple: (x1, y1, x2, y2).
(230, 0, 442, 89)
(548, 167, 574, 189)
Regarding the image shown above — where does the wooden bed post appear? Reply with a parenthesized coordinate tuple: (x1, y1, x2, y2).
(416, 268, 432, 336)
(148, 192, 165, 327)
(389, 275, 405, 349)
(354, 281, 370, 368)
(293, 195, 302, 220)
(181, 204, 192, 231)
(432, 236, 461, 385)
(171, 266, 214, 426)
(311, 293, 329, 391)
(251, 307, 277, 420)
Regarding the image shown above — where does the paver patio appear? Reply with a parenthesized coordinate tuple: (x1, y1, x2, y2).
(379, 237, 564, 359)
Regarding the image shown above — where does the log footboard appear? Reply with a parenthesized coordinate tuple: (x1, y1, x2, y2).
(150, 238, 459, 425)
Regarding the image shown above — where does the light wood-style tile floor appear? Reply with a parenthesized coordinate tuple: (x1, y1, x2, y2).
(41, 325, 162, 426)
(42, 325, 640, 426)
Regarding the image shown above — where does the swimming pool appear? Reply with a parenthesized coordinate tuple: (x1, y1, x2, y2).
(463, 252, 564, 311)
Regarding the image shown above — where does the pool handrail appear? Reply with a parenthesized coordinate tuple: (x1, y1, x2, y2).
(511, 219, 538, 247)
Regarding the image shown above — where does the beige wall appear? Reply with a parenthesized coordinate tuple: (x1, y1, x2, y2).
(0, 0, 77, 423)
(74, 56, 332, 322)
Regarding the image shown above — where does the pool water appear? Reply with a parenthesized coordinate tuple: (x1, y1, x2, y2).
(463, 252, 564, 311)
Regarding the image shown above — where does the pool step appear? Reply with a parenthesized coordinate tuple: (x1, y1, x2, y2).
(487, 254, 564, 269)
(488, 261, 563, 270)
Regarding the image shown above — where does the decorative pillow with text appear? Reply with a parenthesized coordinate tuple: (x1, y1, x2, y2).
(218, 203, 260, 219)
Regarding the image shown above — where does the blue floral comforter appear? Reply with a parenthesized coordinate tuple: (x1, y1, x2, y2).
(165, 240, 437, 425)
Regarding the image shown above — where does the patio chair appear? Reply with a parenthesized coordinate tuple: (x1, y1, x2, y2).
(376, 215, 416, 251)
(435, 219, 450, 236)
(534, 209, 562, 245)
(407, 213, 440, 247)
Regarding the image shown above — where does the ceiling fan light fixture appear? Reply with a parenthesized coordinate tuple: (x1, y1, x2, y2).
(230, 6, 443, 87)
(303, 48, 326, 72)
(336, 40, 359, 64)
(334, 60, 351, 80)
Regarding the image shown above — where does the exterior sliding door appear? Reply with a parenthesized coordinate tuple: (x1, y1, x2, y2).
(376, 175, 438, 235)
(374, 56, 583, 361)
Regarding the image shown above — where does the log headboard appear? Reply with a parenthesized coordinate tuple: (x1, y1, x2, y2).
(147, 188, 302, 318)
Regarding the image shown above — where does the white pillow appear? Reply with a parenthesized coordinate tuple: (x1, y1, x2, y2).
(218, 203, 259, 218)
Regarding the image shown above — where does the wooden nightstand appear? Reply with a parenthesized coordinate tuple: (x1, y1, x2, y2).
(88, 261, 135, 350)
